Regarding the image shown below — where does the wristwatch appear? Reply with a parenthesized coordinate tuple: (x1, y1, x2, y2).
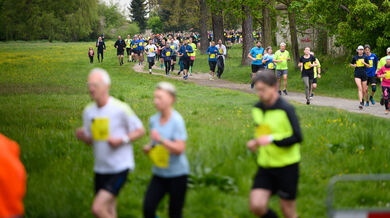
(122, 135, 130, 144)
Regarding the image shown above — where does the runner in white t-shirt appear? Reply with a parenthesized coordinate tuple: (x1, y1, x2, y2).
(76, 68, 145, 218)
(145, 39, 158, 74)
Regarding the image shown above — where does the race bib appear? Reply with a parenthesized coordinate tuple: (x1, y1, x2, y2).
(149, 145, 170, 168)
(91, 118, 109, 141)
(133, 45, 137, 48)
(304, 62, 311, 70)
(166, 51, 171, 56)
(256, 54, 262, 60)
(186, 52, 190, 56)
(210, 54, 216, 59)
(170, 45, 175, 50)
(356, 59, 365, 67)
(369, 60, 373, 68)
(385, 71, 390, 79)
(139, 43, 143, 46)
(255, 124, 272, 138)
(268, 63, 274, 69)
(144, 42, 147, 46)
(219, 49, 223, 54)
(280, 55, 286, 61)
(149, 48, 154, 53)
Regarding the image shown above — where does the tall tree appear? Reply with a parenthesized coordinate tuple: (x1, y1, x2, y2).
(262, 0, 272, 47)
(241, 5, 254, 65)
(209, 0, 225, 44)
(129, 0, 148, 32)
(276, 0, 299, 66)
(199, 0, 209, 54)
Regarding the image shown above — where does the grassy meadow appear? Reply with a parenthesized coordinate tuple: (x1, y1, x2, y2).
(0, 41, 389, 218)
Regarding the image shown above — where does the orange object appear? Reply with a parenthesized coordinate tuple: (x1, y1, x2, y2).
(0, 134, 26, 218)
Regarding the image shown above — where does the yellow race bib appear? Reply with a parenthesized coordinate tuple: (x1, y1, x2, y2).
(369, 60, 373, 68)
(255, 124, 272, 138)
(210, 54, 216, 59)
(170, 45, 175, 50)
(304, 62, 311, 70)
(268, 63, 274, 69)
(356, 59, 365, 67)
(139, 42, 143, 46)
(256, 54, 262, 60)
(91, 118, 109, 141)
(133, 45, 137, 48)
(385, 71, 390, 79)
(144, 42, 147, 46)
(166, 51, 171, 56)
(219, 49, 223, 54)
(149, 48, 154, 53)
(149, 145, 170, 168)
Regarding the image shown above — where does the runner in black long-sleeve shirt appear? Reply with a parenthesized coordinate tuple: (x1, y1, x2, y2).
(114, 35, 126, 66)
(96, 36, 106, 63)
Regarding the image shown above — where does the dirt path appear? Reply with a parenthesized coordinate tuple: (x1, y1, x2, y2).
(133, 64, 389, 119)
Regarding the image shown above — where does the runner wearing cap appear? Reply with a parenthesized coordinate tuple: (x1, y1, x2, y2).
(351, 45, 370, 109)
(143, 82, 189, 218)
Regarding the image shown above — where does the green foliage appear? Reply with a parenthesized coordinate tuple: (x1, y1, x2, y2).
(129, 0, 148, 32)
(159, 0, 200, 32)
(0, 0, 99, 41)
(309, 0, 390, 55)
(147, 16, 164, 34)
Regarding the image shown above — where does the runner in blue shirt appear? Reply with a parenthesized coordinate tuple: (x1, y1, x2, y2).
(206, 41, 220, 80)
(161, 43, 173, 76)
(248, 41, 265, 88)
(364, 45, 379, 106)
(137, 35, 145, 65)
(178, 39, 193, 80)
(262, 46, 275, 73)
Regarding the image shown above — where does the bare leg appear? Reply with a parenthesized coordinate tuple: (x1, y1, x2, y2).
(91, 190, 116, 218)
(249, 189, 272, 217)
(280, 199, 298, 218)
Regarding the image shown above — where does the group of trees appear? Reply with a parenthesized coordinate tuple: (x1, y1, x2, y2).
(0, 0, 139, 41)
(1, 0, 389, 63)
(146, 0, 390, 65)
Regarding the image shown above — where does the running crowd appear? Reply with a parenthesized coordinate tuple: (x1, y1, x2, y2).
(76, 67, 302, 218)
(248, 41, 390, 114)
(89, 32, 390, 114)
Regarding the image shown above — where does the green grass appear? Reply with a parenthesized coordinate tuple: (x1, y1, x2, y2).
(192, 44, 383, 101)
(1, 41, 390, 218)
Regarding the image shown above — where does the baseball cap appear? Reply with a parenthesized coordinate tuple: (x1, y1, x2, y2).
(387, 47, 390, 53)
(357, 45, 364, 50)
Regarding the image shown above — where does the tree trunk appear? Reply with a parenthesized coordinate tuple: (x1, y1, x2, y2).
(241, 5, 254, 66)
(199, 0, 208, 54)
(212, 5, 224, 44)
(262, 1, 272, 47)
(287, 9, 299, 66)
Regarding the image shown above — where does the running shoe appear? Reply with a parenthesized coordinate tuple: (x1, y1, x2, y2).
(380, 97, 384, 105)
(386, 110, 389, 115)
(306, 100, 310, 105)
(365, 101, 369, 107)
(310, 93, 314, 98)
(251, 83, 254, 89)
(359, 102, 364, 109)
(283, 89, 288, 95)
(370, 96, 375, 105)
(278, 90, 282, 95)
(178, 71, 182, 75)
